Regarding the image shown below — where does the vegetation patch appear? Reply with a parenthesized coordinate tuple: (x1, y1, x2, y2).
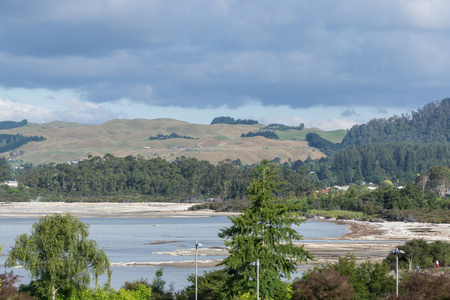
(211, 116, 258, 125)
(148, 133, 198, 140)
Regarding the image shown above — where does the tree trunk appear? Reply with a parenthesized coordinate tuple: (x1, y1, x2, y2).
(52, 286, 59, 300)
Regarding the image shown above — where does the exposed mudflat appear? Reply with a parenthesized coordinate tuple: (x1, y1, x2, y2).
(2, 202, 448, 269)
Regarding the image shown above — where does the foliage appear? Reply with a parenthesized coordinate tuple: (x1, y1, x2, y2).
(15, 155, 321, 202)
(148, 133, 197, 140)
(64, 285, 152, 300)
(211, 116, 258, 125)
(416, 166, 450, 198)
(306, 133, 340, 156)
(296, 254, 395, 300)
(0, 119, 28, 130)
(0, 133, 45, 154)
(265, 123, 305, 131)
(341, 99, 450, 147)
(150, 268, 175, 300)
(385, 239, 450, 270)
(331, 143, 449, 185)
(303, 180, 450, 223)
(6, 213, 111, 300)
(0, 156, 11, 182)
(241, 131, 280, 139)
(0, 271, 36, 299)
(182, 269, 229, 300)
(293, 269, 354, 300)
(385, 271, 450, 300)
(219, 160, 314, 299)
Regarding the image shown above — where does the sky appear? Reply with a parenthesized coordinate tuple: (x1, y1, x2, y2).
(1, 1, 450, 131)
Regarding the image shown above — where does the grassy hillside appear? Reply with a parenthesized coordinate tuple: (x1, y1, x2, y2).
(1, 119, 329, 165)
(275, 128, 347, 143)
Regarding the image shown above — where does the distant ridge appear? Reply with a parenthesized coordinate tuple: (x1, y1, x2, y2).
(0, 118, 332, 165)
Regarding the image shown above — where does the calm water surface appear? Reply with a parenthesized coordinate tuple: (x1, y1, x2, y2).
(0, 216, 349, 291)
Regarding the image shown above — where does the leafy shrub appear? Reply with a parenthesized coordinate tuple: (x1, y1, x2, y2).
(385, 271, 450, 300)
(0, 271, 36, 299)
(293, 269, 354, 299)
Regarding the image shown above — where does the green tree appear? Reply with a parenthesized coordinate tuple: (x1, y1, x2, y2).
(219, 160, 314, 299)
(6, 213, 111, 300)
(297, 254, 394, 300)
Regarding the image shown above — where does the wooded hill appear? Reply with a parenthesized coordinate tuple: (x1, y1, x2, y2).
(303, 100, 449, 186)
(0, 99, 448, 189)
(342, 99, 449, 147)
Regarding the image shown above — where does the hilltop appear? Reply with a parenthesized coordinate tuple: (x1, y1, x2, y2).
(0, 118, 346, 165)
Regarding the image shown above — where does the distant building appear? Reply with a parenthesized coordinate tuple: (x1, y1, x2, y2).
(4, 181, 18, 188)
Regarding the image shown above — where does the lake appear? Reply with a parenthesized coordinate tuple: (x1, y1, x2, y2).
(0, 216, 349, 291)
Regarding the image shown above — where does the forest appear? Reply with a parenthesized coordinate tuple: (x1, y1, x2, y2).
(210, 116, 259, 125)
(241, 130, 280, 139)
(148, 133, 197, 140)
(265, 123, 305, 131)
(0, 134, 45, 154)
(0, 119, 28, 130)
(304, 100, 449, 185)
(12, 155, 319, 201)
(341, 99, 449, 147)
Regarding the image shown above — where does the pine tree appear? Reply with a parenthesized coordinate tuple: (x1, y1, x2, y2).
(219, 160, 314, 299)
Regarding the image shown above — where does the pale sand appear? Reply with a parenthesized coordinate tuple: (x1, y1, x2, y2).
(0, 201, 235, 218)
(1, 202, 449, 269)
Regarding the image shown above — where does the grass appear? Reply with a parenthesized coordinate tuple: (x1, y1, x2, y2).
(275, 129, 347, 143)
(1, 119, 329, 165)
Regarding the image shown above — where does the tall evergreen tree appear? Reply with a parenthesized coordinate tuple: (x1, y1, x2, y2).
(219, 160, 314, 299)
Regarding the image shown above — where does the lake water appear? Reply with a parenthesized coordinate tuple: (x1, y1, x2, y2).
(0, 216, 349, 291)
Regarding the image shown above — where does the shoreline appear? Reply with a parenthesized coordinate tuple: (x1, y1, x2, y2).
(2, 202, 449, 269)
(0, 201, 238, 218)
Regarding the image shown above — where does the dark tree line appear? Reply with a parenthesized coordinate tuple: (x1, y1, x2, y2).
(16, 155, 321, 200)
(211, 116, 259, 125)
(306, 133, 340, 156)
(0, 119, 28, 130)
(0, 134, 45, 154)
(241, 131, 280, 139)
(330, 143, 449, 185)
(148, 133, 197, 140)
(265, 123, 305, 131)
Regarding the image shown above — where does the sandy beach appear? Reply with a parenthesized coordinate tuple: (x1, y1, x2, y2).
(1, 202, 449, 269)
(0, 201, 234, 218)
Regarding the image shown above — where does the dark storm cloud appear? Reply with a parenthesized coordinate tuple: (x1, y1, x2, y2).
(1, 0, 450, 109)
(341, 109, 360, 117)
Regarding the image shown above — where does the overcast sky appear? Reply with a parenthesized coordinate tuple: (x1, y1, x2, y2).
(1, 0, 449, 130)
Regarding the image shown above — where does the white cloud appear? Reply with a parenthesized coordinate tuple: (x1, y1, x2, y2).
(308, 118, 356, 131)
(0, 98, 121, 124)
(0, 98, 54, 122)
(259, 115, 306, 126)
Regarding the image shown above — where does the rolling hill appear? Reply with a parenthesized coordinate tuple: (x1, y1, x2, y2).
(0, 119, 346, 165)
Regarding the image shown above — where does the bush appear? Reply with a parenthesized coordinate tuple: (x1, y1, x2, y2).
(293, 269, 354, 299)
(0, 271, 36, 299)
(296, 254, 395, 300)
(386, 271, 450, 299)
